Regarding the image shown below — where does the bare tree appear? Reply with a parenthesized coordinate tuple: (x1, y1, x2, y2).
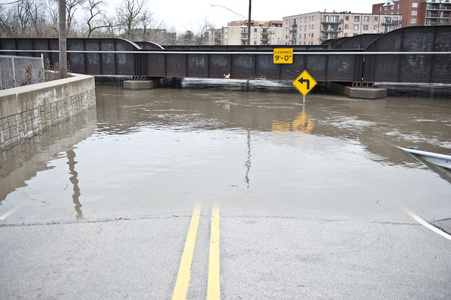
(137, 8, 152, 41)
(101, 15, 120, 37)
(48, 0, 85, 36)
(193, 18, 214, 45)
(65, 0, 86, 36)
(180, 30, 194, 45)
(0, 0, 47, 37)
(178, 19, 214, 45)
(47, 0, 60, 35)
(83, 0, 110, 37)
(28, 0, 47, 36)
(16, 0, 33, 36)
(0, 6, 15, 37)
(116, 0, 148, 40)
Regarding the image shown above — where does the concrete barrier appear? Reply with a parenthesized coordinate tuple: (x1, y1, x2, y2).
(0, 74, 96, 150)
(328, 82, 387, 99)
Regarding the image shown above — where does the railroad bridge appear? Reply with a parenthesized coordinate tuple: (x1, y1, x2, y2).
(0, 26, 450, 86)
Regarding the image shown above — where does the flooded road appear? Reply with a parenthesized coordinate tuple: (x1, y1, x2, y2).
(2, 80, 451, 299)
(1, 80, 450, 224)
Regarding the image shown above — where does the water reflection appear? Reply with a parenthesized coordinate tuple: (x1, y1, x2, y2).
(245, 130, 251, 188)
(0, 110, 97, 203)
(66, 150, 83, 219)
(272, 108, 314, 134)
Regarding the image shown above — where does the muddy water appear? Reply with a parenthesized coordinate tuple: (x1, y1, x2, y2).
(1, 81, 450, 224)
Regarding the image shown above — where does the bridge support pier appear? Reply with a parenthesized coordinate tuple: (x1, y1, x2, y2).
(124, 79, 160, 90)
(328, 82, 387, 99)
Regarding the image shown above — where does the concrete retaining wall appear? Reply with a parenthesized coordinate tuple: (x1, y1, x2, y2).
(0, 74, 96, 150)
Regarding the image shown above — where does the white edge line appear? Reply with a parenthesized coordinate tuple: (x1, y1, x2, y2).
(400, 205, 451, 241)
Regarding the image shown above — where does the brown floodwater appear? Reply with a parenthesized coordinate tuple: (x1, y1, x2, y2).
(1, 80, 450, 224)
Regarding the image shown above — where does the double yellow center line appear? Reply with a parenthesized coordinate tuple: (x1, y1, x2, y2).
(172, 203, 221, 300)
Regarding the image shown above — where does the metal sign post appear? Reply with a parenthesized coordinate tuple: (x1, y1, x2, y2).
(293, 70, 317, 105)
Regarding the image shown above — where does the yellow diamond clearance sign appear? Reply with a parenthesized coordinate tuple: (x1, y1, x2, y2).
(293, 70, 317, 96)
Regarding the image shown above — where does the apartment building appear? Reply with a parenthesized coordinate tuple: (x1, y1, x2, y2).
(282, 11, 402, 45)
(373, 0, 450, 27)
(209, 20, 284, 45)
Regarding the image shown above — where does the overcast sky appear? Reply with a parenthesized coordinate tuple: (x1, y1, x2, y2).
(0, 0, 380, 33)
(149, 0, 379, 32)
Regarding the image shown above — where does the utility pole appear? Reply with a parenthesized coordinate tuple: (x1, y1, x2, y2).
(248, 0, 252, 45)
(59, 0, 67, 79)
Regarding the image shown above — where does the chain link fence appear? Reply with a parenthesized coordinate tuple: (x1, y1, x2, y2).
(0, 55, 45, 90)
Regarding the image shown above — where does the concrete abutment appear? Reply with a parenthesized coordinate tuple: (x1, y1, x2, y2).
(0, 74, 96, 151)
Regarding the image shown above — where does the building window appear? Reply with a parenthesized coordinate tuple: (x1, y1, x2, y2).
(354, 16, 360, 22)
(345, 16, 349, 21)
(354, 25, 359, 30)
(375, 17, 378, 21)
(412, 3, 418, 8)
(324, 15, 329, 22)
(345, 24, 349, 29)
(363, 25, 369, 30)
(364, 16, 369, 22)
(391, 5, 395, 9)
(411, 18, 417, 24)
(412, 11, 417, 16)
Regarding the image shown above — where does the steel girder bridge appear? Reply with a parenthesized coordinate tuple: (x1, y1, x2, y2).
(0, 26, 450, 85)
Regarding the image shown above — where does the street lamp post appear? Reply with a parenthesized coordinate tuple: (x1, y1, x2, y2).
(248, 0, 251, 45)
(211, 1, 252, 45)
(59, 0, 67, 79)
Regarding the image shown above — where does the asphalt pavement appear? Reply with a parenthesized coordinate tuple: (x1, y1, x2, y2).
(1, 209, 450, 299)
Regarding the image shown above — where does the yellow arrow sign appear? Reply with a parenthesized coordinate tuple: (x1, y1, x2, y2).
(293, 70, 317, 96)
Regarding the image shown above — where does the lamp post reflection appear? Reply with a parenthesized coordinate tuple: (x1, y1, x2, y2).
(66, 150, 83, 219)
(245, 129, 252, 188)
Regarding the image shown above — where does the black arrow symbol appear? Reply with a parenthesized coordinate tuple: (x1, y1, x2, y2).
(298, 77, 310, 89)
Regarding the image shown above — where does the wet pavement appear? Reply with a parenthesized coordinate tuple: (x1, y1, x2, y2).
(1, 79, 451, 299)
